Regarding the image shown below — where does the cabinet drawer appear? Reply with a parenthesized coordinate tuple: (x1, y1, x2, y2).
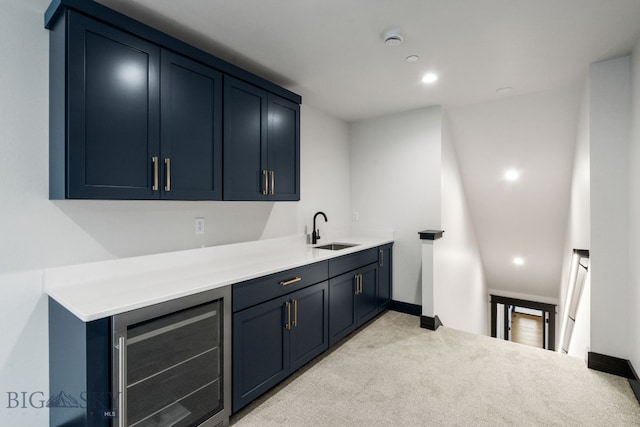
(233, 261, 328, 312)
(328, 248, 379, 278)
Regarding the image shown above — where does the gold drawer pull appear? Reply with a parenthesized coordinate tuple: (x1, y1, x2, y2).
(280, 277, 302, 286)
(285, 302, 291, 330)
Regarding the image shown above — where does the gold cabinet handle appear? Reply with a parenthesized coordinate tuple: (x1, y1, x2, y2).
(293, 299, 298, 327)
(359, 274, 363, 294)
(152, 156, 159, 191)
(285, 301, 291, 330)
(262, 170, 269, 195)
(269, 170, 275, 195)
(164, 158, 171, 191)
(280, 277, 302, 286)
(354, 274, 359, 295)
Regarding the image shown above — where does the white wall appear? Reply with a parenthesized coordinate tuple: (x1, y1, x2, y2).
(272, 103, 351, 238)
(629, 39, 640, 371)
(0, 2, 350, 423)
(433, 113, 487, 335)
(589, 56, 631, 359)
(349, 107, 442, 305)
(558, 81, 591, 357)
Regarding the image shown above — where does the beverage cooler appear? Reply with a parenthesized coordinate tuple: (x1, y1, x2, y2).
(112, 286, 231, 427)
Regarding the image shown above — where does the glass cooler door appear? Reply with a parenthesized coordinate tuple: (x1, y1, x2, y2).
(114, 298, 225, 427)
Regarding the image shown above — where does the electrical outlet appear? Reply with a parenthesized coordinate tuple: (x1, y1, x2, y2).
(352, 211, 359, 222)
(195, 217, 205, 235)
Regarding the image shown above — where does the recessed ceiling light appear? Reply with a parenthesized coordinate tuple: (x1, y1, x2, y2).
(422, 73, 438, 84)
(497, 86, 514, 95)
(513, 257, 524, 266)
(406, 55, 419, 63)
(504, 169, 520, 181)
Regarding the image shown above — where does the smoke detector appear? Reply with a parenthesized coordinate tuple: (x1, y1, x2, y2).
(383, 29, 404, 47)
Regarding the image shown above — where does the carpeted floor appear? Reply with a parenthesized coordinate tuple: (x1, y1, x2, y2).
(231, 311, 640, 426)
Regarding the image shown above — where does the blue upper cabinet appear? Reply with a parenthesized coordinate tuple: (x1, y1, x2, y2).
(267, 95, 301, 201)
(224, 77, 300, 201)
(46, 0, 300, 201)
(160, 51, 223, 200)
(223, 77, 268, 201)
(53, 12, 222, 200)
(64, 12, 161, 199)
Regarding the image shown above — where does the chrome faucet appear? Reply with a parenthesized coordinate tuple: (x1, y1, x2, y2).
(312, 211, 328, 244)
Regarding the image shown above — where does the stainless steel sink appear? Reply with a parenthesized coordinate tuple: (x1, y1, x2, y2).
(314, 243, 358, 250)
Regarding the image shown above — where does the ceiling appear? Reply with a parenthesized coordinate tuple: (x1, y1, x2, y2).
(97, 0, 640, 299)
(97, 0, 640, 121)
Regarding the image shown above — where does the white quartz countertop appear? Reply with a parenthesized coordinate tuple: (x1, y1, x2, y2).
(44, 233, 394, 322)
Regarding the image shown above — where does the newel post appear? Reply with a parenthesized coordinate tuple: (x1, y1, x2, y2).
(418, 229, 444, 330)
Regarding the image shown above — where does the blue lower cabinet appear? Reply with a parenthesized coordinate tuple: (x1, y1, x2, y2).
(289, 282, 329, 371)
(49, 299, 113, 427)
(47, 298, 115, 427)
(232, 295, 290, 413)
(232, 281, 328, 413)
(232, 246, 393, 412)
(328, 263, 379, 346)
(356, 264, 379, 325)
(377, 244, 393, 310)
(328, 270, 358, 346)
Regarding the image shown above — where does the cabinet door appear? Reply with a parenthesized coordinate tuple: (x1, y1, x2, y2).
(232, 296, 289, 413)
(267, 94, 300, 201)
(356, 263, 378, 326)
(289, 281, 328, 371)
(223, 76, 268, 200)
(160, 50, 222, 200)
(329, 271, 357, 346)
(67, 12, 160, 199)
(377, 245, 393, 311)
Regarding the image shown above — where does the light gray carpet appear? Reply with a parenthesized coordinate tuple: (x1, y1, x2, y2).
(231, 311, 640, 426)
